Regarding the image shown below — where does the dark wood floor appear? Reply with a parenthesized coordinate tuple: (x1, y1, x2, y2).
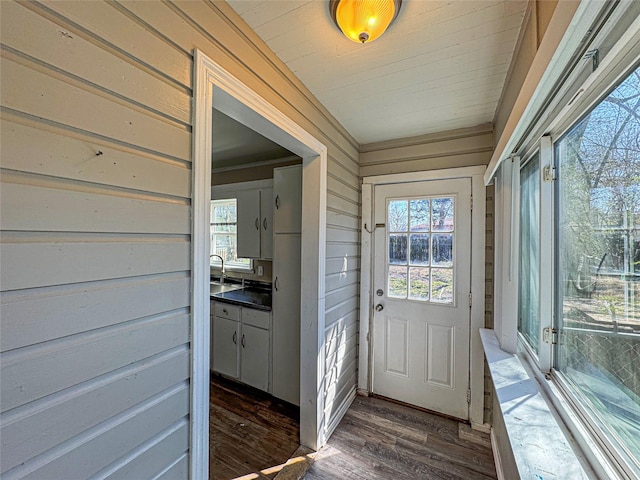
(303, 395, 497, 480)
(209, 374, 300, 480)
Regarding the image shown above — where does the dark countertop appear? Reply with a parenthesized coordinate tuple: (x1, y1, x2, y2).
(211, 285, 272, 312)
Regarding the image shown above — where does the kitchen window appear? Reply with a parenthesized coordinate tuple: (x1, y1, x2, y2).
(210, 198, 252, 271)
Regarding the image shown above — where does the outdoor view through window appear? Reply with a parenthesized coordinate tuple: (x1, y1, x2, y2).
(556, 64, 639, 470)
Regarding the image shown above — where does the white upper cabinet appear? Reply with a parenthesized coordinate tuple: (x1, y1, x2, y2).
(273, 165, 302, 234)
(235, 185, 273, 259)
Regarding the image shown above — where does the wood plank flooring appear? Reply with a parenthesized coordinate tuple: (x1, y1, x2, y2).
(303, 395, 497, 480)
(209, 374, 300, 480)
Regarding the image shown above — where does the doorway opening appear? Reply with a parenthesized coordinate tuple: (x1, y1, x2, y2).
(192, 50, 328, 477)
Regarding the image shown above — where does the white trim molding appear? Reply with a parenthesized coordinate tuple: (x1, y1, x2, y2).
(192, 49, 328, 476)
(358, 166, 486, 427)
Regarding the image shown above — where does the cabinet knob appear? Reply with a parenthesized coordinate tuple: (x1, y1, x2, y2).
(274, 276, 279, 291)
(232, 331, 237, 344)
(275, 194, 280, 210)
(255, 218, 260, 230)
(241, 334, 246, 348)
(263, 217, 268, 230)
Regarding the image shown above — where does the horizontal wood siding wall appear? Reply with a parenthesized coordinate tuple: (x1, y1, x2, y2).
(0, 0, 192, 477)
(359, 124, 494, 177)
(0, 0, 360, 474)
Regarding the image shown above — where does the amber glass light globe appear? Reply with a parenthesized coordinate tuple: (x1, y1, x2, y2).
(331, 0, 401, 44)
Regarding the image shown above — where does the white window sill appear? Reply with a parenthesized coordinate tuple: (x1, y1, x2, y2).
(480, 328, 593, 479)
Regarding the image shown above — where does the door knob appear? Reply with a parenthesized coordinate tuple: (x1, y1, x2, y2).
(375, 304, 384, 312)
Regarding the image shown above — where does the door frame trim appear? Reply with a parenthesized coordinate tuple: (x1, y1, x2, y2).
(192, 49, 328, 477)
(359, 166, 486, 427)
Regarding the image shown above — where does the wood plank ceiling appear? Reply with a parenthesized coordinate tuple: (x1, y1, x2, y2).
(227, 0, 527, 145)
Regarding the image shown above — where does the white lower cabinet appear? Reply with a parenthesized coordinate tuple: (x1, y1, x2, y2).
(211, 301, 271, 393)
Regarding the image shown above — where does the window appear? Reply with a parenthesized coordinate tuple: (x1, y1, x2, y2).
(387, 196, 455, 303)
(210, 199, 251, 271)
(519, 154, 540, 353)
(555, 65, 640, 473)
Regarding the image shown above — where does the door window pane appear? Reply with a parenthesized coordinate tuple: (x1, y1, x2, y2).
(409, 268, 430, 300)
(410, 234, 430, 265)
(388, 200, 408, 231)
(431, 269, 453, 303)
(431, 234, 453, 267)
(389, 234, 407, 265)
(519, 155, 540, 353)
(556, 65, 640, 470)
(388, 266, 408, 298)
(410, 199, 430, 232)
(432, 197, 454, 231)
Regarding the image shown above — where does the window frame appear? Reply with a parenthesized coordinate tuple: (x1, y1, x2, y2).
(500, 5, 640, 476)
(209, 197, 253, 273)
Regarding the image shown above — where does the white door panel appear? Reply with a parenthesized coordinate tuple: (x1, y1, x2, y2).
(372, 178, 471, 420)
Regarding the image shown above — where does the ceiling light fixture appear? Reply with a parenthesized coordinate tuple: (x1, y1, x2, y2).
(330, 0, 402, 44)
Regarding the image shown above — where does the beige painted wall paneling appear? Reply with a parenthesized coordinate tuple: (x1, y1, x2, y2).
(0, 275, 190, 352)
(157, 455, 188, 479)
(360, 131, 494, 166)
(0, 56, 191, 161)
(103, 422, 190, 480)
(328, 175, 359, 205)
(325, 284, 359, 311)
(0, 119, 191, 198)
(35, 0, 191, 89)
(327, 192, 359, 218)
(0, 349, 189, 472)
(325, 226, 359, 245)
(0, 312, 189, 412)
(327, 155, 360, 187)
(0, 2, 190, 124)
(17, 388, 189, 480)
(360, 151, 493, 177)
(326, 210, 360, 232)
(0, 240, 190, 291)
(325, 270, 359, 294)
(325, 298, 359, 326)
(167, 1, 359, 163)
(326, 242, 360, 260)
(0, 182, 190, 234)
(325, 313, 358, 358)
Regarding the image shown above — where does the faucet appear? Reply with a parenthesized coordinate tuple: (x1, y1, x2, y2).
(210, 254, 225, 283)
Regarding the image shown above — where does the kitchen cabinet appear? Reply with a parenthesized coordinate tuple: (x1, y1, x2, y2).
(211, 301, 271, 392)
(273, 165, 302, 234)
(271, 233, 301, 405)
(236, 187, 273, 259)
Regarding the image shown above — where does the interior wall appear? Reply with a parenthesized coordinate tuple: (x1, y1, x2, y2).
(211, 158, 301, 185)
(0, 0, 360, 476)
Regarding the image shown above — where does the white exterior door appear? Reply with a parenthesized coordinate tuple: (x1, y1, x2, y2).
(372, 178, 472, 420)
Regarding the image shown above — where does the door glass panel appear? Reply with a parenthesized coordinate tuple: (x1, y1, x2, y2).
(410, 234, 430, 265)
(388, 200, 408, 231)
(432, 234, 453, 266)
(432, 197, 454, 232)
(388, 266, 408, 298)
(431, 268, 453, 303)
(386, 195, 456, 304)
(389, 234, 407, 264)
(409, 268, 430, 300)
(410, 199, 430, 232)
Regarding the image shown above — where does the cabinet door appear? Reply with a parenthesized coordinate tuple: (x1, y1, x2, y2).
(260, 187, 273, 260)
(240, 324, 270, 391)
(273, 165, 302, 234)
(212, 316, 240, 379)
(236, 189, 261, 258)
(272, 233, 301, 405)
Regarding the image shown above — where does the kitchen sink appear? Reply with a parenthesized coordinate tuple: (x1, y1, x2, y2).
(210, 282, 243, 295)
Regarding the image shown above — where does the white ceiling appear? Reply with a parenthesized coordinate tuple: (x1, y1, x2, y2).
(227, 0, 527, 145)
(212, 108, 294, 169)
